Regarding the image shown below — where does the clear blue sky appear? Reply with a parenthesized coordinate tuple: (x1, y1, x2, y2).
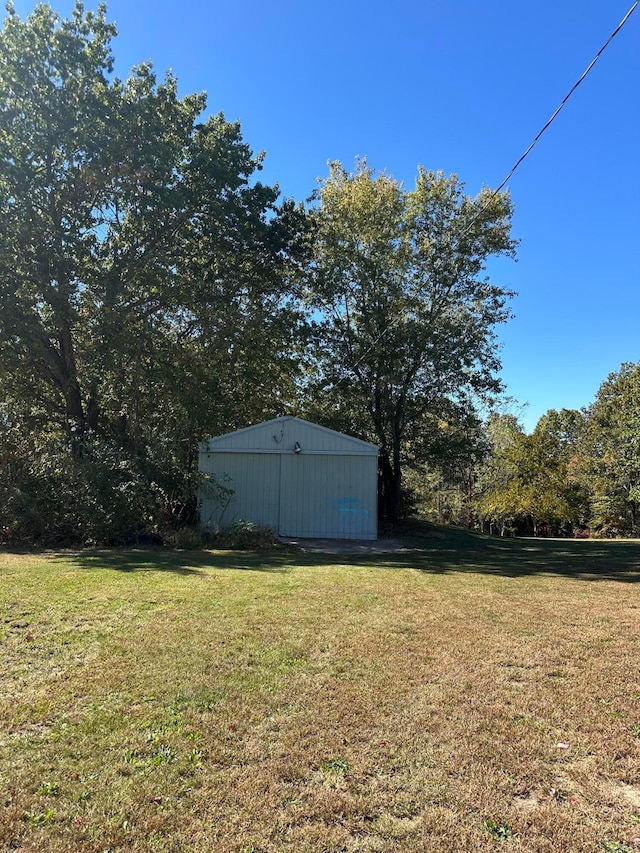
(10, 0, 640, 431)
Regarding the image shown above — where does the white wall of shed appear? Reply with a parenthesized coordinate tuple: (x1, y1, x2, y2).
(198, 449, 378, 540)
(279, 454, 377, 539)
(203, 416, 377, 456)
(198, 452, 281, 531)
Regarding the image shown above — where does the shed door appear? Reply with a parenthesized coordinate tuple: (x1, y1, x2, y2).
(278, 455, 375, 539)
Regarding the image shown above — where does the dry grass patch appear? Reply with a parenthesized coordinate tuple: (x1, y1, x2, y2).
(1, 534, 640, 852)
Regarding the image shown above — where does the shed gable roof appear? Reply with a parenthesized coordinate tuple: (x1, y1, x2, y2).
(199, 416, 378, 455)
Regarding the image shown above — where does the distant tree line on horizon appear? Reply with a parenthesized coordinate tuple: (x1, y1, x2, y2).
(416, 363, 640, 539)
(1, 3, 638, 544)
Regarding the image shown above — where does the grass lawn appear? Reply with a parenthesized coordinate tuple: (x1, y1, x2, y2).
(2, 529, 640, 852)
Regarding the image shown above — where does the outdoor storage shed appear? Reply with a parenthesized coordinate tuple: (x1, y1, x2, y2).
(198, 416, 378, 540)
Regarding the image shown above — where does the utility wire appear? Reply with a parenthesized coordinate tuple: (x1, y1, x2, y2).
(322, 0, 638, 393)
(491, 0, 638, 200)
(443, 0, 639, 275)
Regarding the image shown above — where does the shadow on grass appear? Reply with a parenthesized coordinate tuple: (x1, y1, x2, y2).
(40, 528, 640, 582)
(376, 530, 640, 582)
(54, 547, 296, 575)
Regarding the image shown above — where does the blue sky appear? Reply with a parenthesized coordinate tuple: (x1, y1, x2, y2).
(10, 0, 640, 431)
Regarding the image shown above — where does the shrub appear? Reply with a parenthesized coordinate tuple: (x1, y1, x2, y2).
(214, 521, 276, 550)
(164, 527, 207, 550)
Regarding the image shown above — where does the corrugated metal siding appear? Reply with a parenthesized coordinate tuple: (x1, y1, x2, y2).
(279, 454, 377, 539)
(199, 452, 280, 530)
(274, 419, 375, 455)
(198, 417, 378, 540)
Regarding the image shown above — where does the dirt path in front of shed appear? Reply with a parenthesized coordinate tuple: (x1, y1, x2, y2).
(278, 537, 407, 554)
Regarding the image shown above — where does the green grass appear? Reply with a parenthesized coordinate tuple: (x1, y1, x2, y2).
(1, 529, 640, 852)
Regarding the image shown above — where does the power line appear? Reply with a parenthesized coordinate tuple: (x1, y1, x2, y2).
(322, 1, 638, 394)
(493, 0, 638, 198)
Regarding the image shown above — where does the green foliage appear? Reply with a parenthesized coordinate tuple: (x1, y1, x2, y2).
(162, 520, 276, 551)
(164, 526, 209, 551)
(600, 841, 634, 853)
(475, 409, 587, 536)
(319, 757, 351, 775)
(0, 422, 162, 544)
(214, 522, 277, 550)
(305, 159, 516, 521)
(198, 473, 235, 530)
(484, 818, 516, 841)
(580, 363, 640, 537)
(405, 402, 490, 526)
(0, 2, 308, 543)
(36, 782, 60, 796)
(22, 808, 55, 825)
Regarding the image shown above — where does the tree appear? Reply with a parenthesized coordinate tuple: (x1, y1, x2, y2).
(404, 402, 490, 526)
(0, 2, 308, 540)
(474, 412, 525, 535)
(305, 160, 516, 521)
(580, 363, 640, 536)
(476, 409, 587, 536)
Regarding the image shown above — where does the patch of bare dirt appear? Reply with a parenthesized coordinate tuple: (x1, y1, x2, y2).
(278, 537, 407, 554)
(605, 781, 640, 809)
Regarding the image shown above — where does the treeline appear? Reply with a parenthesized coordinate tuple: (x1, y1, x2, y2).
(0, 4, 635, 544)
(416, 362, 640, 538)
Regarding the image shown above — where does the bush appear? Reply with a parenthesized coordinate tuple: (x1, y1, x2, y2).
(164, 527, 207, 550)
(0, 428, 170, 546)
(161, 522, 277, 551)
(213, 522, 276, 550)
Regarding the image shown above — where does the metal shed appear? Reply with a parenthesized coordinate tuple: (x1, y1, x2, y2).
(198, 416, 378, 540)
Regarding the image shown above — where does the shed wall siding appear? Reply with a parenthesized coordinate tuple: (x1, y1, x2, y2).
(279, 454, 377, 539)
(199, 452, 281, 531)
(203, 416, 377, 456)
(198, 417, 378, 540)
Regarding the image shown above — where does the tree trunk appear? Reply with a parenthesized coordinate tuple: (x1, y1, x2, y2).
(39, 321, 86, 458)
(59, 321, 86, 456)
(379, 449, 402, 522)
(63, 378, 86, 458)
(465, 467, 474, 529)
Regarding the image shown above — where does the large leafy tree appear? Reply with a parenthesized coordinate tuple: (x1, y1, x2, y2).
(579, 363, 640, 536)
(305, 160, 517, 520)
(0, 2, 307, 539)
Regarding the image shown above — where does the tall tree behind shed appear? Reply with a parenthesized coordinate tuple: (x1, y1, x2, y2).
(305, 160, 517, 521)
